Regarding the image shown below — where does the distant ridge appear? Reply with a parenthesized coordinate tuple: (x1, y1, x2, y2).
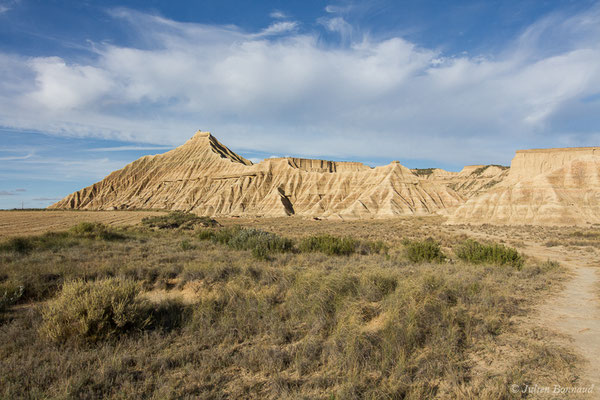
(50, 131, 600, 225)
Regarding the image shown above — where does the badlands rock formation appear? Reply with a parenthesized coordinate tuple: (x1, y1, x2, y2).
(448, 147, 600, 225)
(50, 131, 600, 225)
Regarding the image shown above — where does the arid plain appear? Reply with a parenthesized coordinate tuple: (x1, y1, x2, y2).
(1, 209, 599, 398)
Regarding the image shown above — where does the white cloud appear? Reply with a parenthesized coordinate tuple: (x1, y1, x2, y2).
(0, 6, 600, 167)
(85, 145, 173, 152)
(255, 21, 298, 37)
(269, 10, 288, 19)
(319, 17, 353, 42)
(325, 5, 353, 14)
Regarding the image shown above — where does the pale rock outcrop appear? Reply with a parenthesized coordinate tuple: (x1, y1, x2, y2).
(50, 131, 467, 218)
(447, 147, 600, 226)
(413, 165, 509, 198)
(51, 130, 599, 225)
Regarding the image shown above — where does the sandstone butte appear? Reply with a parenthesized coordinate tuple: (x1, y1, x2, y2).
(49, 131, 600, 226)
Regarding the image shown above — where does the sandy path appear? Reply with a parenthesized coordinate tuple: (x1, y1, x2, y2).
(525, 244, 600, 388)
(451, 226, 600, 390)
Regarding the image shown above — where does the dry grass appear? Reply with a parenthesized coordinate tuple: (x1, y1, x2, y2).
(0, 210, 167, 239)
(0, 212, 590, 399)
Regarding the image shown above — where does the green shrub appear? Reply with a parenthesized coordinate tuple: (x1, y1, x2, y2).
(179, 240, 194, 251)
(69, 222, 125, 241)
(299, 235, 357, 256)
(141, 212, 218, 230)
(0, 282, 24, 313)
(198, 227, 292, 260)
(197, 229, 215, 241)
(228, 228, 293, 253)
(403, 239, 446, 263)
(357, 240, 388, 255)
(455, 239, 524, 269)
(40, 278, 151, 343)
(0, 237, 34, 254)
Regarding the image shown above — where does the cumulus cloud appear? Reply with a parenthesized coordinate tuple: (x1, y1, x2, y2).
(0, 6, 600, 167)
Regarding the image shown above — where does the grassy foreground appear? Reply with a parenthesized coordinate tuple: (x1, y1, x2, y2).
(0, 216, 579, 399)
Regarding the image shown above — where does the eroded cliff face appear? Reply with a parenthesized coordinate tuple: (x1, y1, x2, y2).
(50, 131, 474, 218)
(50, 131, 600, 224)
(447, 147, 600, 226)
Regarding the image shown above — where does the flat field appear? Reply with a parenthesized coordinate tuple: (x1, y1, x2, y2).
(0, 211, 598, 399)
(0, 210, 168, 238)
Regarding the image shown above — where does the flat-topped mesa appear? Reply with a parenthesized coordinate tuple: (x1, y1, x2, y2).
(447, 146, 600, 226)
(508, 146, 600, 182)
(280, 157, 372, 173)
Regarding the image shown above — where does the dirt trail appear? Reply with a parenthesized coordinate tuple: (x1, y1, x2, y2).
(525, 244, 600, 388)
(451, 227, 600, 390)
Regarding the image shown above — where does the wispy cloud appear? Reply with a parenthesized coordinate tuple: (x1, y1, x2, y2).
(0, 5, 599, 166)
(270, 10, 288, 19)
(85, 145, 173, 152)
(255, 21, 298, 37)
(0, 188, 26, 195)
(325, 4, 354, 14)
(0, 152, 34, 161)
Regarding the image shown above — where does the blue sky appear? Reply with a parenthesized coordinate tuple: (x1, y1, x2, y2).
(1, 0, 600, 208)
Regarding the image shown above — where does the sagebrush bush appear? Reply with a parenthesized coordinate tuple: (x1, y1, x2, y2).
(198, 227, 293, 259)
(69, 222, 126, 241)
(455, 239, 524, 269)
(0, 282, 24, 313)
(141, 212, 218, 229)
(299, 234, 357, 256)
(403, 239, 446, 263)
(40, 278, 151, 343)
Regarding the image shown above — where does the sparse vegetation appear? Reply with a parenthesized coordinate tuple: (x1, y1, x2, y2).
(455, 239, 524, 269)
(0, 216, 580, 399)
(141, 211, 218, 229)
(298, 234, 357, 255)
(0, 282, 23, 313)
(0, 222, 126, 255)
(413, 167, 436, 176)
(198, 227, 293, 259)
(40, 278, 151, 343)
(403, 238, 446, 263)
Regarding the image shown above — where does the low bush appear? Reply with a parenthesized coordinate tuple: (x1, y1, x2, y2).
(141, 212, 218, 230)
(69, 222, 126, 241)
(357, 240, 388, 255)
(403, 238, 446, 263)
(0, 282, 24, 313)
(40, 278, 151, 343)
(198, 227, 293, 260)
(299, 234, 357, 256)
(455, 239, 524, 269)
